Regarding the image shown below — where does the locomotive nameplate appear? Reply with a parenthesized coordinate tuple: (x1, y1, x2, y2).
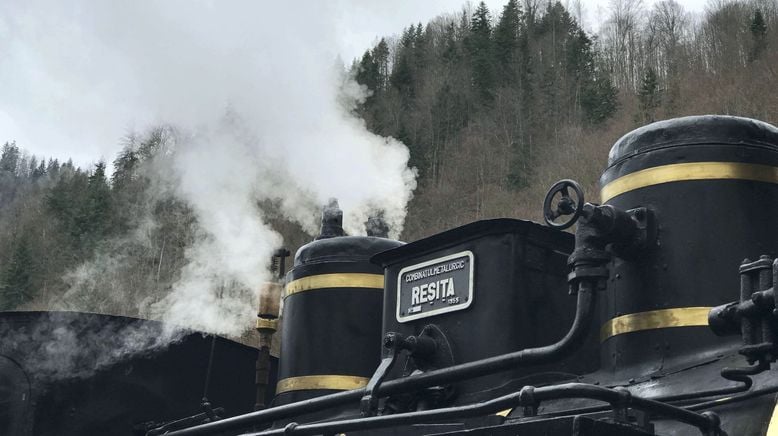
(396, 251, 474, 323)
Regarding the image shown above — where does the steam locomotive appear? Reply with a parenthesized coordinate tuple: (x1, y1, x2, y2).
(5, 114, 778, 435)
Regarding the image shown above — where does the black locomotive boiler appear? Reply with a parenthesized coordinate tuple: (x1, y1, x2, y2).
(0, 311, 267, 436)
(9, 115, 778, 436)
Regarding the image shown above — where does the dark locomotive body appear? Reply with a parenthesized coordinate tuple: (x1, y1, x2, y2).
(0, 311, 271, 436)
(6, 115, 778, 435)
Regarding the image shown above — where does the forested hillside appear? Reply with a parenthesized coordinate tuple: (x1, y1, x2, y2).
(2, 0, 778, 317)
(353, 0, 778, 237)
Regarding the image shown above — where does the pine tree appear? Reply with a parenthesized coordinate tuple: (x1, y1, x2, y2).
(750, 8, 767, 62)
(0, 141, 20, 174)
(0, 142, 21, 207)
(468, 2, 495, 102)
(356, 50, 379, 92)
(111, 148, 139, 190)
(582, 72, 619, 125)
(638, 68, 661, 123)
(413, 23, 429, 72)
(0, 236, 34, 309)
(82, 161, 113, 240)
(390, 26, 416, 101)
(442, 22, 460, 63)
(373, 38, 390, 90)
(32, 159, 47, 180)
(28, 156, 38, 178)
(47, 167, 89, 242)
(494, 0, 522, 84)
(46, 158, 60, 177)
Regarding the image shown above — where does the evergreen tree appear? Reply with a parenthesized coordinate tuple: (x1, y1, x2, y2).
(46, 158, 60, 177)
(413, 23, 429, 72)
(537, 2, 580, 124)
(80, 161, 113, 241)
(32, 159, 47, 180)
(494, 0, 522, 84)
(638, 67, 661, 123)
(582, 72, 619, 124)
(0, 236, 34, 309)
(467, 2, 495, 102)
(0, 142, 20, 174)
(28, 156, 38, 178)
(47, 168, 89, 241)
(112, 148, 139, 190)
(390, 27, 416, 101)
(356, 50, 379, 93)
(373, 38, 390, 90)
(442, 22, 461, 63)
(0, 142, 21, 207)
(750, 8, 767, 62)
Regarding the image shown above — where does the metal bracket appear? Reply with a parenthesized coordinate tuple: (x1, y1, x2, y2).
(360, 333, 404, 417)
(408, 325, 450, 372)
(361, 330, 443, 416)
(612, 207, 656, 260)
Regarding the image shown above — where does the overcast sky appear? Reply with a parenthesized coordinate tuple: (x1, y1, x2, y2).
(1, 0, 710, 168)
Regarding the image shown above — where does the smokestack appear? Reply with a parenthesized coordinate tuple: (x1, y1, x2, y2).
(254, 248, 289, 410)
(315, 198, 345, 240)
(365, 210, 389, 238)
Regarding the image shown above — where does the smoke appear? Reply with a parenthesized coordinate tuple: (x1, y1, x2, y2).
(1, 0, 417, 375)
(0, 312, 185, 382)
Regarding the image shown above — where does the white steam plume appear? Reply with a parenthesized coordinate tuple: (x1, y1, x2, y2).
(1, 1, 417, 345)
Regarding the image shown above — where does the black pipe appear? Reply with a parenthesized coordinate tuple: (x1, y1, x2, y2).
(240, 383, 718, 436)
(649, 358, 767, 403)
(536, 384, 719, 433)
(686, 382, 778, 411)
(242, 389, 526, 436)
(520, 357, 768, 420)
(145, 408, 226, 436)
(164, 283, 596, 436)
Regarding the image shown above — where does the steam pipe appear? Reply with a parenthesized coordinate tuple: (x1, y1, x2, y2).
(533, 358, 770, 420)
(164, 283, 596, 436)
(240, 383, 719, 436)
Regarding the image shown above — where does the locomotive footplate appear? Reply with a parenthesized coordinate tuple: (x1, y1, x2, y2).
(433, 415, 656, 436)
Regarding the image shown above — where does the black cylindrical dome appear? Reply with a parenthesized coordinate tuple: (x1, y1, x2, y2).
(274, 205, 403, 413)
(599, 115, 778, 374)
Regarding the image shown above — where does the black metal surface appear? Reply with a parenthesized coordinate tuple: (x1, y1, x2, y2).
(709, 256, 778, 368)
(0, 354, 30, 436)
(373, 218, 597, 405)
(435, 415, 656, 436)
(9, 116, 778, 436)
(606, 115, 778, 167)
(164, 282, 597, 435)
(314, 199, 345, 240)
(166, 116, 778, 436)
(275, 233, 403, 408)
(600, 116, 778, 373)
(0, 311, 261, 436)
(243, 382, 721, 436)
(360, 333, 405, 417)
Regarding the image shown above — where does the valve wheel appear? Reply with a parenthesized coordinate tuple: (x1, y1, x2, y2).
(543, 179, 585, 229)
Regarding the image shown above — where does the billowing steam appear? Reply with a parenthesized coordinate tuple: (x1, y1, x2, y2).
(1, 1, 417, 376)
(0, 312, 182, 382)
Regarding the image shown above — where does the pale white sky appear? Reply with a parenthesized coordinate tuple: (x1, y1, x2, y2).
(0, 0, 711, 167)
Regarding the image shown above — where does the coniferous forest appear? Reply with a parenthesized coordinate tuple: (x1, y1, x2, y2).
(2, 0, 778, 316)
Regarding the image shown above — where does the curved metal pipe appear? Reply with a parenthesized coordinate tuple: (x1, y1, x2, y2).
(510, 357, 770, 420)
(242, 383, 719, 436)
(687, 381, 778, 411)
(163, 283, 597, 436)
